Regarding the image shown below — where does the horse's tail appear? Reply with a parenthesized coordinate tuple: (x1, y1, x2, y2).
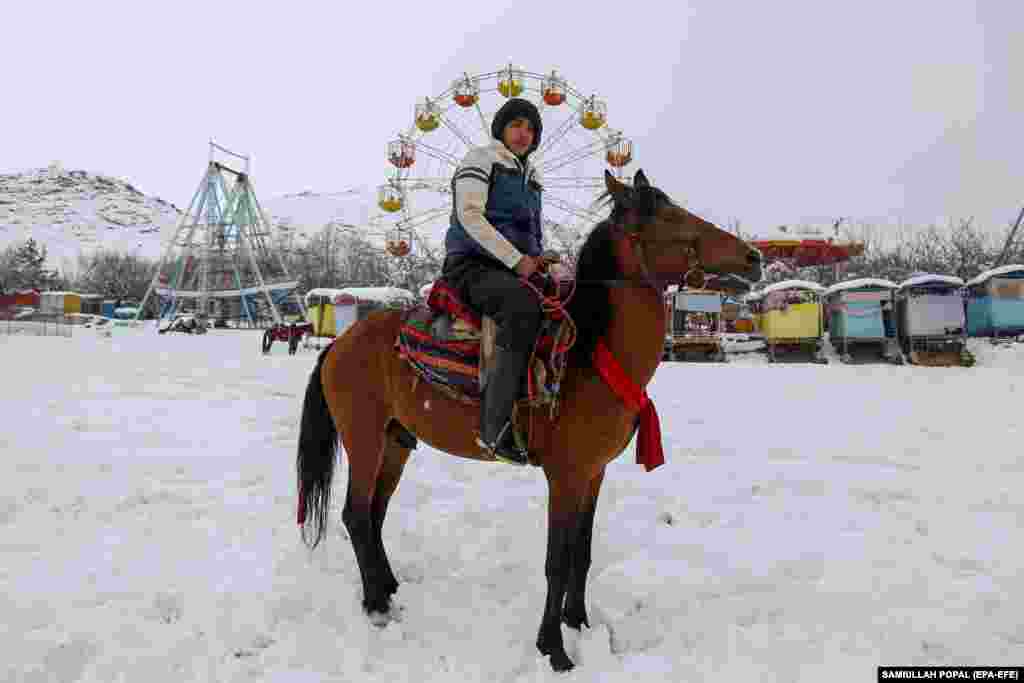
(296, 344, 338, 549)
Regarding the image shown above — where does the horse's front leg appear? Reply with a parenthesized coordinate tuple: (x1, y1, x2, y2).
(536, 478, 586, 672)
(563, 468, 605, 631)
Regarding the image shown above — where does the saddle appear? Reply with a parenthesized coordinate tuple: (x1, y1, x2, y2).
(396, 277, 576, 416)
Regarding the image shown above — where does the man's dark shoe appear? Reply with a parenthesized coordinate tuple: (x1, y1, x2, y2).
(478, 346, 531, 466)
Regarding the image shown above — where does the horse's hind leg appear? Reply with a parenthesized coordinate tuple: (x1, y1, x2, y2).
(338, 411, 393, 617)
(563, 467, 605, 631)
(371, 425, 414, 601)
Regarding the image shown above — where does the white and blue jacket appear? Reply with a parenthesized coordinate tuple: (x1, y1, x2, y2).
(445, 141, 543, 270)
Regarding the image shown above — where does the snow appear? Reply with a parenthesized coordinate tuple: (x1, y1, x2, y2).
(304, 287, 416, 308)
(3, 328, 1024, 681)
(897, 274, 965, 290)
(758, 279, 826, 296)
(965, 264, 1024, 288)
(303, 289, 351, 308)
(303, 288, 349, 299)
(747, 225, 832, 242)
(340, 286, 416, 304)
(823, 278, 898, 297)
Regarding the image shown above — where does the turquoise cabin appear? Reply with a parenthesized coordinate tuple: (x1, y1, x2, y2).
(965, 264, 1024, 339)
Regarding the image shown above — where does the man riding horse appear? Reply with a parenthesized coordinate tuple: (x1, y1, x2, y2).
(441, 98, 554, 466)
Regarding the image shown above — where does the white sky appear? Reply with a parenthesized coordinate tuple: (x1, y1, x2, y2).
(4, 0, 1021, 234)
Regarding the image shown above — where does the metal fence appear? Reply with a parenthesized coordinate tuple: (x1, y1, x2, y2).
(0, 313, 74, 338)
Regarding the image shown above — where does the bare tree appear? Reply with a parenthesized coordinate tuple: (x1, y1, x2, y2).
(941, 218, 998, 280)
(72, 249, 156, 300)
(994, 207, 1024, 267)
(785, 217, 1007, 285)
(0, 243, 18, 293)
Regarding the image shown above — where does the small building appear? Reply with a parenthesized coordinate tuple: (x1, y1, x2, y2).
(40, 291, 82, 315)
(304, 286, 416, 338)
(965, 264, 1024, 340)
(14, 289, 40, 307)
(79, 294, 103, 315)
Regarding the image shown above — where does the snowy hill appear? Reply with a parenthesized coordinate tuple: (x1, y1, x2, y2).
(0, 165, 183, 267)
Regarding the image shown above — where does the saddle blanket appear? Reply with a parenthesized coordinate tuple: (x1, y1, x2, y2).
(396, 280, 573, 407)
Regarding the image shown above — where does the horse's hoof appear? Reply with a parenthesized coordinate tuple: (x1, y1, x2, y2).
(538, 639, 575, 673)
(547, 650, 575, 672)
(363, 596, 392, 622)
(367, 610, 390, 628)
(562, 611, 590, 631)
(365, 599, 403, 628)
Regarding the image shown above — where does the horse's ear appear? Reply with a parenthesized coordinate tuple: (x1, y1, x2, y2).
(634, 169, 650, 188)
(604, 170, 629, 204)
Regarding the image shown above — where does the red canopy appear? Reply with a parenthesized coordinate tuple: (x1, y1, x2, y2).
(750, 238, 864, 268)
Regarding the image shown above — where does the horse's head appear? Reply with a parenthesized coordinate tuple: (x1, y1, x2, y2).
(603, 169, 762, 288)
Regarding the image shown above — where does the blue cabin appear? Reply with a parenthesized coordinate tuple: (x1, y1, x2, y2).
(824, 278, 902, 363)
(965, 264, 1024, 339)
(824, 278, 898, 342)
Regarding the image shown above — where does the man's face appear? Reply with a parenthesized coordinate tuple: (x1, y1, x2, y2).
(502, 117, 535, 157)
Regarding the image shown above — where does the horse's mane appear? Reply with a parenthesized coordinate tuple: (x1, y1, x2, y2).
(598, 185, 676, 221)
(566, 219, 618, 367)
(565, 184, 674, 367)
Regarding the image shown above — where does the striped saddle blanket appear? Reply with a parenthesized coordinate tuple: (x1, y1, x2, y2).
(396, 280, 574, 407)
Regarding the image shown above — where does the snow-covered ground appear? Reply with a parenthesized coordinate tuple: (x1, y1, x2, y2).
(2, 328, 1023, 682)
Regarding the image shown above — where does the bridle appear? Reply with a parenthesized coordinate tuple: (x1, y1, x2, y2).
(597, 210, 705, 294)
(520, 206, 707, 328)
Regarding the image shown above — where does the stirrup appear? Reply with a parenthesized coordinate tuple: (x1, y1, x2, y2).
(477, 423, 528, 466)
(492, 448, 528, 466)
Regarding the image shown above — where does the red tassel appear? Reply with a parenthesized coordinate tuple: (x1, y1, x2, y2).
(297, 484, 307, 525)
(637, 400, 665, 471)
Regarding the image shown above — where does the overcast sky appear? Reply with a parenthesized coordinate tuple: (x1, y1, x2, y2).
(5, 0, 1021, 237)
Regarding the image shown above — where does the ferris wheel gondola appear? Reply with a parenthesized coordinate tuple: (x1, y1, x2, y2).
(372, 64, 636, 261)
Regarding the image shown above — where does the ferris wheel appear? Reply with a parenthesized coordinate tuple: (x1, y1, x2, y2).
(373, 64, 635, 260)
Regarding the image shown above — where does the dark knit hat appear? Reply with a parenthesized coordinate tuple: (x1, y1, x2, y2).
(491, 98, 542, 155)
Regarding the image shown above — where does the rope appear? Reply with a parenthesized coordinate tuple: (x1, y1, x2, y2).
(513, 273, 581, 451)
(519, 274, 578, 355)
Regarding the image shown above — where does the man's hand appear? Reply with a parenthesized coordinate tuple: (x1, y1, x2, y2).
(515, 254, 542, 278)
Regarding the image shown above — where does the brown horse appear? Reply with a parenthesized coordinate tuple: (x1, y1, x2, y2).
(296, 169, 762, 672)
